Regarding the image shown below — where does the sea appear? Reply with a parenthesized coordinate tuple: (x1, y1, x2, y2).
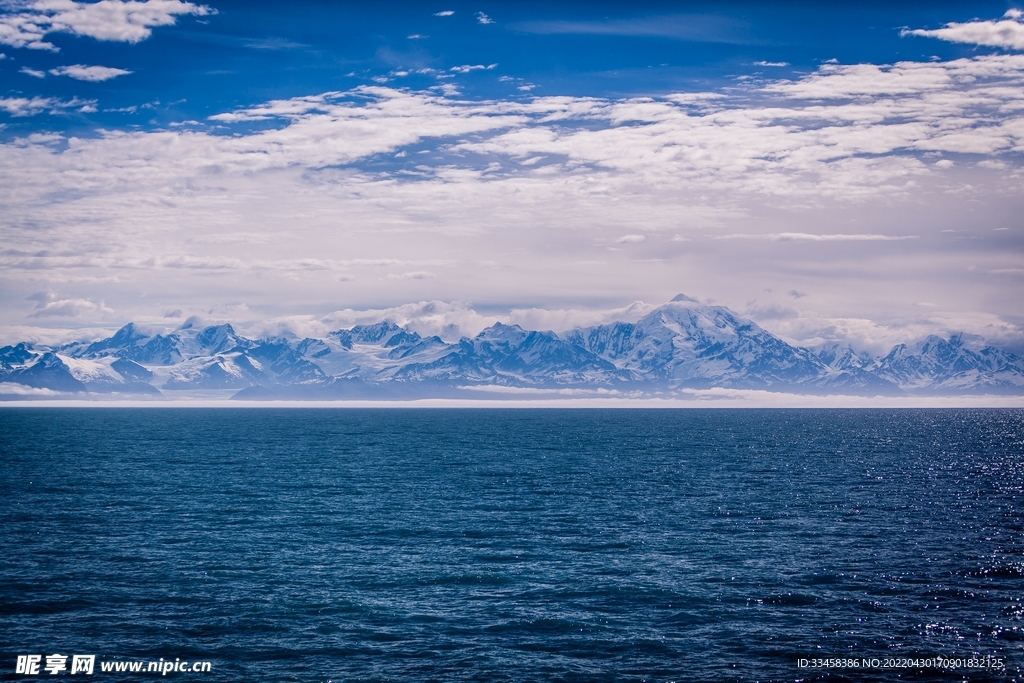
(1, 408, 1022, 682)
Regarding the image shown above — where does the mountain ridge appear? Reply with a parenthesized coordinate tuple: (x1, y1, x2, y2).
(3, 298, 1023, 399)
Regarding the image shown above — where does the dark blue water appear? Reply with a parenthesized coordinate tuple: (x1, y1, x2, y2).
(1, 408, 1022, 682)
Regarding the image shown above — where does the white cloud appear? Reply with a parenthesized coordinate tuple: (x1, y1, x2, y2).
(752, 309, 1024, 357)
(476, 11, 493, 25)
(7, 57, 1024, 198)
(28, 294, 113, 318)
(244, 300, 661, 342)
(0, 0, 212, 51)
(314, 301, 500, 341)
(904, 10, 1024, 50)
(0, 382, 61, 396)
(754, 60, 789, 67)
(202, 87, 527, 165)
(0, 94, 94, 115)
(616, 234, 646, 243)
(449, 63, 496, 73)
(49, 63, 132, 80)
(19, 65, 45, 76)
(433, 10, 453, 17)
(432, 82, 459, 96)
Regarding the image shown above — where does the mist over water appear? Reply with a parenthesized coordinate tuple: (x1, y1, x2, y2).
(1, 408, 1022, 681)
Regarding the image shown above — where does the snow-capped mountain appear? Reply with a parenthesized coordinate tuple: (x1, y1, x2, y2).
(568, 295, 831, 388)
(0, 341, 159, 395)
(813, 343, 873, 372)
(567, 296, 903, 394)
(871, 334, 1024, 394)
(2, 297, 1022, 399)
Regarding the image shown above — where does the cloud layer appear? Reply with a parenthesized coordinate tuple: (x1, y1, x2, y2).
(1, 53, 1023, 353)
(0, 0, 211, 50)
(905, 9, 1024, 50)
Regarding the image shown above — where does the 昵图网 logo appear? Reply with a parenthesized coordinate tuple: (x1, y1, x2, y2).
(14, 655, 211, 675)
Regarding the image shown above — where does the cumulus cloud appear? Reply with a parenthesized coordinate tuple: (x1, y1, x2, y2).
(751, 309, 1024, 357)
(754, 60, 789, 67)
(27, 292, 112, 318)
(433, 10, 453, 17)
(0, 0, 213, 51)
(49, 63, 132, 80)
(313, 301, 501, 341)
(244, 300, 661, 342)
(19, 65, 45, 76)
(475, 11, 493, 25)
(507, 301, 657, 334)
(432, 82, 459, 96)
(904, 10, 1024, 50)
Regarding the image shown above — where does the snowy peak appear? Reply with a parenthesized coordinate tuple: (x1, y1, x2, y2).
(572, 300, 828, 389)
(563, 322, 643, 360)
(0, 344, 159, 394)
(813, 344, 872, 371)
(875, 334, 1024, 391)
(82, 322, 150, 355)
(0, 342, 36, 368)
(469, 322, 531, 359)
(194, 323, 248, 355)
(349, 321, 405, 344)
(67, 323, 184, 365)
(246, 341, 326, 384)
(15, 352, 88, 393)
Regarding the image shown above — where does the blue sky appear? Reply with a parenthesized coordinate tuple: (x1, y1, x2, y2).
(1, 1, 1017, 129)
(1, 1, 1023, 353)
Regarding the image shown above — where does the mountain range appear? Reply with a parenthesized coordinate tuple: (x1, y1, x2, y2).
(3, 295, 1023, 399)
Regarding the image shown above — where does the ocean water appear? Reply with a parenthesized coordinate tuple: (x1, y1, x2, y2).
(1, 408, 1022, 682)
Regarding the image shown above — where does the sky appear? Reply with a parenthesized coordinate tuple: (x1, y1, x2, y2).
(1, 0, 1023, 355)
